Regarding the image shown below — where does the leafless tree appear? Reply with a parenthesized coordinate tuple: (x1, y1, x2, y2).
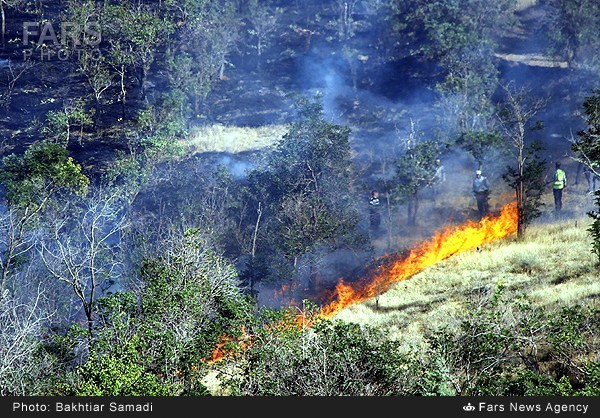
(0, 285, 55, 395)
(0, 206, 42, 296)
(38, 189, 129, 336)
(1, 57, 35, 111)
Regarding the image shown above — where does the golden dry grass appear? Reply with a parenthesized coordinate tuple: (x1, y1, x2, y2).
(183, 123, 288, 154)
(334, 211, 599, 351)
(515, 0, 539, 11)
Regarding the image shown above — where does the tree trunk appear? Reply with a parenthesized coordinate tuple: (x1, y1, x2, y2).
(1, 2, 5, 49)
(516, 148, 525, 237)
(250, 202, 262, 294)
(119, 67, 126, 122)
(386, 193, 392, 250)
(407, 191, 419, 226)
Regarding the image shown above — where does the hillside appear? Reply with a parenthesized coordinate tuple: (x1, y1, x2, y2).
(1, 0, 600, 398)
(334, 214, 599, 350)
(201, 213, 599, 395)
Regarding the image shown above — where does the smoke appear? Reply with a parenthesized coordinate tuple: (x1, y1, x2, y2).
(145, 2, 598, 309)
(216, 154, 254, 180)
(297, 45, 356, 121)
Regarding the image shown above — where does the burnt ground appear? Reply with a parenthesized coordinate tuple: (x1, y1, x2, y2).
(1, 2, 588, 180)
(1, 2, 597, 308)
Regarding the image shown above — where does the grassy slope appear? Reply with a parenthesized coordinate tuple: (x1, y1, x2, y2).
(204, 199, 599, 395)
(334, 207, 599, 352)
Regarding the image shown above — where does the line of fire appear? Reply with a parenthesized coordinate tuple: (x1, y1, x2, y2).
(208, 199, 519, 363)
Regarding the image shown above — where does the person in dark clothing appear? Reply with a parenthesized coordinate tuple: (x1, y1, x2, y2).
(552, 161, 567, 213)
(472, 169, 490, 219)
(369, 190, 381, 230)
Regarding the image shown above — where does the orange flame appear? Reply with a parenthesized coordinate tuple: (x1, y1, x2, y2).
(207, 201, 518, 363)
(206, 326, 252, 364)
(319, 201, 518, 318)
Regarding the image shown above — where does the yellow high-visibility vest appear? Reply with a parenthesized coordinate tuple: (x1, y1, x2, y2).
(553, 169, 566, 189)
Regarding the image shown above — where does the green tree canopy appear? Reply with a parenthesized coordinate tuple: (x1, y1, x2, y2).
(0, 141, 89, 209)
(544, 0, 600, 69)
(246, 96, 361, 267)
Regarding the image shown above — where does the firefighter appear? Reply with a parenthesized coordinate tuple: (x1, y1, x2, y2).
(369, 190, 381, 230)
(552, 161, 567, 213)
(472, 169, 490, 218)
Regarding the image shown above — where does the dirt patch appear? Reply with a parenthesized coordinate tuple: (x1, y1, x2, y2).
(495, 53, 568, 68)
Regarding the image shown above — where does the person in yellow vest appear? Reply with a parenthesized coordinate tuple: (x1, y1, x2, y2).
(552, 161, 567, 213)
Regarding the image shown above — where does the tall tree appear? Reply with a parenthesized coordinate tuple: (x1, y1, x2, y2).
(393, 139, 442, 226)
(0, 288, 56, 395)
(245, 96, 361, 289)
(571, 90, 600, 268)
(544, 0, 600, 70)
(572, 89, 600, 172)
(165, 0, 241, 117)
(38, 189, 129, 337)
(0, 142, 89, 295)
(246, 0, 281, 71)
(497, 82, 547, 237)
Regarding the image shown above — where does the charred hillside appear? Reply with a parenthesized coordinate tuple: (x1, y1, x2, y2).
(1, 0, 598, 306)
(0, 1, 590, 160)
(1, 0, 600, 398)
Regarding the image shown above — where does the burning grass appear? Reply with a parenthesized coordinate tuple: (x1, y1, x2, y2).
(335, 213, 598, 350)
(208, 201, 521, 363)
(204, 201, 598, 394)
(319, 201, 519, 318)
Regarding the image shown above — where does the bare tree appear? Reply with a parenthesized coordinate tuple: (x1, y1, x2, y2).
(1, 57, 35, 111)
(0, 205, 46, 296)
(38, 189, 129, 337)
(0, 285, 55, 395)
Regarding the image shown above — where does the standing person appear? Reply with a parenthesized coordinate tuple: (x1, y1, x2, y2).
(552, 161, 567, 213)
(472, 169, 490, 219)
(431, 158, 446, 202)
(369, 190, 381, 230)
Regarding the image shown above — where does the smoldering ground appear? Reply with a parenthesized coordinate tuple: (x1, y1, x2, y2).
(127, 1, 596, 309)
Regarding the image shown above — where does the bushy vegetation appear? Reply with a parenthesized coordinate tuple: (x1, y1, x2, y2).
(222, 285, 599, 396)
(0, 0, 599, 396)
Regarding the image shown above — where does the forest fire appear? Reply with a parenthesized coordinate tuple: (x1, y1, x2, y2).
(319, 200, 519, 318)
(208, 201, 518, 363)
(206, 326, 253, 364)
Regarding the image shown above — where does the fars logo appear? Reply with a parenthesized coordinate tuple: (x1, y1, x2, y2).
(463, 403, 475, 412)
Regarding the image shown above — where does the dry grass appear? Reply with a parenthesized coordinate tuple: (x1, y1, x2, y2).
(183, 123, 288, 154)
(515, 0, 539, 11)
(334, 213, 599, 351)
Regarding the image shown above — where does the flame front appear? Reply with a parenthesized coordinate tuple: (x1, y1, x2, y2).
(208, 201, 518, 362)
(320, 200, 518, 318)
